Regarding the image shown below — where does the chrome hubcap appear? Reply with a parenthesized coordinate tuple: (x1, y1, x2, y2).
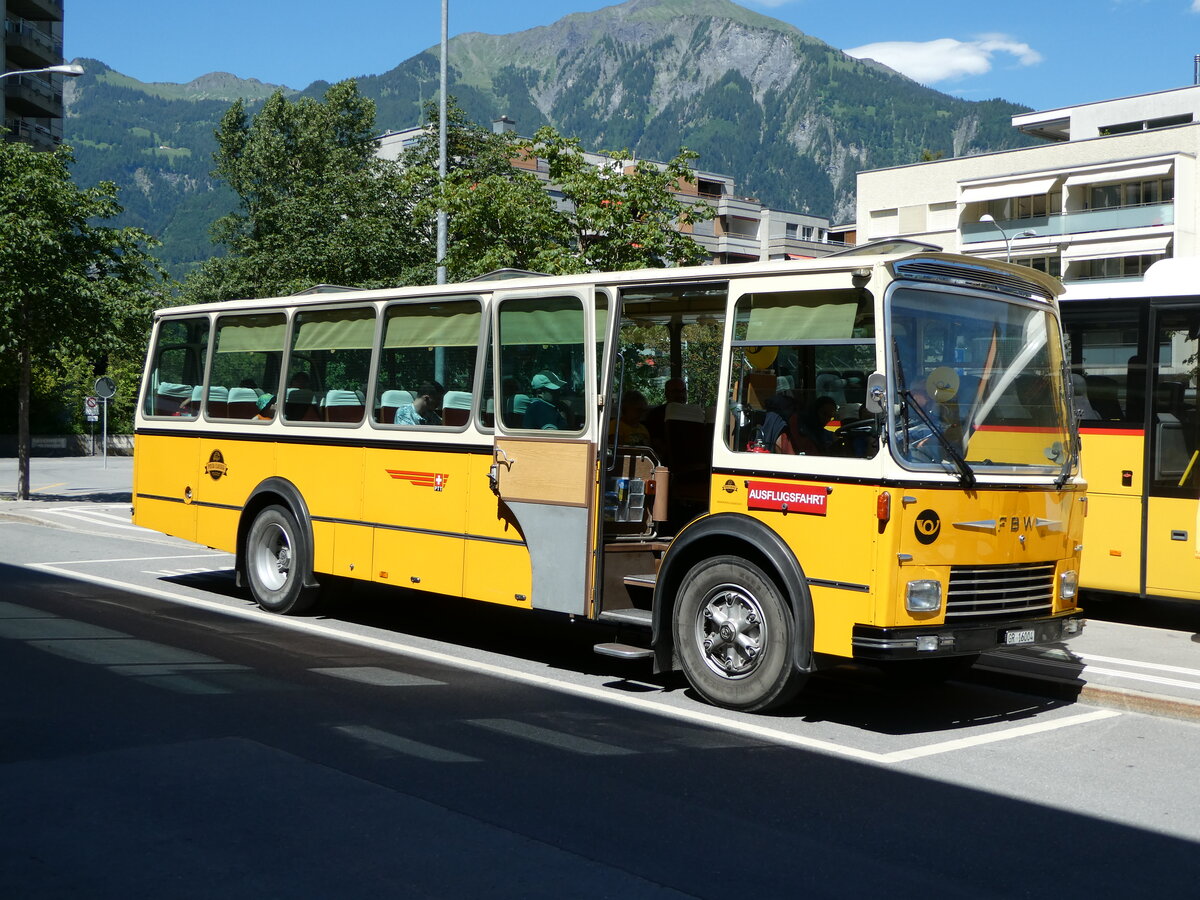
(253, 522, 291, 592)
(695, 584, 766, 679)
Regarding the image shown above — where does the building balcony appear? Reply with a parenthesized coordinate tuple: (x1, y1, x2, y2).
(3, 73, 63, 118)
(3, 116, 59, 151)
(961, 202, 1175, 243)
(5, 16, 62, 68)
(6, 0, 64, 23)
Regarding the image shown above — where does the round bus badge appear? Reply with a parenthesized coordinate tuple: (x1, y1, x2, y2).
(914, 509, 941, 544)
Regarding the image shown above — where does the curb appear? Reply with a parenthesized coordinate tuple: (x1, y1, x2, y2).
(969, 662, 1200, 724)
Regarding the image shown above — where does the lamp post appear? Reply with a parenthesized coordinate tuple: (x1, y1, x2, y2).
(979, 214, 1037, 263)
(436, 0, 448, 285)
(0, 63, 84, 80)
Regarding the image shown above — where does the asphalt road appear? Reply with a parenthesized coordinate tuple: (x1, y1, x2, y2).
(4, 560, 1200, 898)
(3, 484, 1200, 895)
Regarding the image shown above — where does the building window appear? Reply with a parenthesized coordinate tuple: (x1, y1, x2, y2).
(785, 223, 797, 239)
(1088, 178, 1173, 210)
(1016, 255, 1062, 279)
(1075, 254, 1165, 280)
(988, 192, 1061, 220)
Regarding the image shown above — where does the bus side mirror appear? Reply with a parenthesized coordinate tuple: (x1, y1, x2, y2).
(864, 372, 887, 415)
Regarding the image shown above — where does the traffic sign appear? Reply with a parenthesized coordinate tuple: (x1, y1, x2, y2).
(95, 376, 116, 399)
(84, 396, 99, 422)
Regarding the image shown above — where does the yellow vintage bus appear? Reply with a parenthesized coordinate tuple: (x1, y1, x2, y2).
(1059, 258, 1200, 602)
(134, 244, 1085, 711)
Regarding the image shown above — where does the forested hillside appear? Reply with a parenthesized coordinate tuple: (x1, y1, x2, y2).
(64, 0, 1036, 277)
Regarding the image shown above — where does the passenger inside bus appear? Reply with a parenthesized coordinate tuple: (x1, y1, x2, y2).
(523, 370, 569, 430)
(394, 381, 445, 426)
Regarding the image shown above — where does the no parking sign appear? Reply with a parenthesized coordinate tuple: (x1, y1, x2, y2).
(84, 396, 99, 422)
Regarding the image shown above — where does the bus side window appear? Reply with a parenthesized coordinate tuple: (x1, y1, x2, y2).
(496, 296, 586, 434)
(210, 313, 287, 421)
(375, 299, 482, 429)
(286, 306, 374, 425)
(143, 317, 209, 418)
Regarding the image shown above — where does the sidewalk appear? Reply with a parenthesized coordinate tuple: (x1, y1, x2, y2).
(0, 454, 133, 505)
(4, 456, 1199, 720)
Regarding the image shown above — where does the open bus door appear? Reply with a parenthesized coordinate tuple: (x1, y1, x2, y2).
(488, 289, 603, 616)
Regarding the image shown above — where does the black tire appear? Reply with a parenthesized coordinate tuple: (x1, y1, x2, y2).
(244, 504, 319, 615)
(673, 556, 807, 712)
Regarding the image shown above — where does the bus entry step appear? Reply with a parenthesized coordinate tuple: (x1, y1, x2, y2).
(597, 608, 653, 627)
(594, 642, 654, 660)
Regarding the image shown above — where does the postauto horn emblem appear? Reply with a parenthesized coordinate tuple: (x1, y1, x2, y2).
(914, 509, 941, 544)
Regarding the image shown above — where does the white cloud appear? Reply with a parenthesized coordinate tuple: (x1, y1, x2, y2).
(845, 36, 1043, 85)
(1193, 0, 1200, 12)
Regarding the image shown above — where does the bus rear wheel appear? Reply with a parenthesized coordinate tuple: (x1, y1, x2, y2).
(245, 504, 319, 615)
(674, 556, 806, 712)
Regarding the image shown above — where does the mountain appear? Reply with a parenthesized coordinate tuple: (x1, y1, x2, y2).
(64, 0, 1036, 277)
(63, 60, 296, 278)
(350, 0, 1036, 221)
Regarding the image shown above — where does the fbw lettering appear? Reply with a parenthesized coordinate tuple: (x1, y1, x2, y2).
(998, 516, 1035, 532)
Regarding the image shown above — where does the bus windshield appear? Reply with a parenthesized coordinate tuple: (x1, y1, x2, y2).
(888, 285, 1073, 475)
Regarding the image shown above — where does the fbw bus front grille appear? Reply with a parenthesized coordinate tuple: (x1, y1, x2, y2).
(945, 563, 1055, 621)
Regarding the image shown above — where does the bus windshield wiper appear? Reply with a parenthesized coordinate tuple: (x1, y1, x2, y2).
(903, 390, 977, 490)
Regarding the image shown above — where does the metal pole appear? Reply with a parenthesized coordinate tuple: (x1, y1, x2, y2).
(102, 399, 108, 469)
(436, 0, 449, 285)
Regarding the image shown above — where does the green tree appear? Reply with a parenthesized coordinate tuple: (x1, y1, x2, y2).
(185, 80, 419, 301)
(402, 101, 571, 281)
(531, 126, 714, 272)
(0, 140, 164, 499)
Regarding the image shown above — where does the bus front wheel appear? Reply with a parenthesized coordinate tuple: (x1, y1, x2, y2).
(245, 504, 319, 615)
(674, 556, 806, 712)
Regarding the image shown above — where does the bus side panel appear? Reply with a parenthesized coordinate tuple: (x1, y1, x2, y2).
(279, 444, 370, 581)
(463, 455, 532, 608)
(362, 446, 471, 598)
(194, 437, 277, 554)
(1078, 430, 1145, 594)
(133, 432, 200, 544)
(708, 475, 876, 659)
(1145, 497, 1200, 601)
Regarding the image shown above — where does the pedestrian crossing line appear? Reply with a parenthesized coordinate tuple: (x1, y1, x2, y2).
(37, 509, 145, 532)
(40, 553, 230, 567)
(311, 667, 445, 687)
(334, 725, 479, 763)
(143, 567, 228, 577)
(467, 718, 638, 756)
(1077, 665, 1200, 694)
(1076, 652, 1200, 680)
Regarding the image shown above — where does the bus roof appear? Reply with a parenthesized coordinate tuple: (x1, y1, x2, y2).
(153, 248, 1061, 319)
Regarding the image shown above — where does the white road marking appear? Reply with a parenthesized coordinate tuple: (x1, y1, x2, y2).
(467, 718, 637, 756)
(312, 667, 445, 687)
(334, 725, 479, 763)
(37, 510, 145, 532)
(26, 561, 1123, 765)
(40, 553, 229, 566)
(877, 709, 1121, 763)
(1076, 652, 1200, 679)
(1074, 666, 1200, 693)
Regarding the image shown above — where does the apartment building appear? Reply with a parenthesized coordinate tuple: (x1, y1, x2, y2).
(2, 0, 68, 151)
(856, 84, 1200, 284)
(378, 120, 834, 264)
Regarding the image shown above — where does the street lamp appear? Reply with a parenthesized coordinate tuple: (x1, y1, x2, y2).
(0, 63, 84, 81)
(979, 214, 1037, 263)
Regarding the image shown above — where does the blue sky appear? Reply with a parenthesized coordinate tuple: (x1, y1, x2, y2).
(67, 0, 1200, 113)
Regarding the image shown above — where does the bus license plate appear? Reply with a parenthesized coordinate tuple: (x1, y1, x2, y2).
(1005, 628, 1036, 645)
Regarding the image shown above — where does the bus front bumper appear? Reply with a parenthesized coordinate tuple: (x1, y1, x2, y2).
(851, 611, 1084, 661)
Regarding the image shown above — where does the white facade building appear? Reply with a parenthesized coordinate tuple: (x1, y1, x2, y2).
(856, 85, 1200, 284)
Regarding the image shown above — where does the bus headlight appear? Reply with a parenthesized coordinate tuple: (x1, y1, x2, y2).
(1060, 570, 1079, 601)
(906, 579, 942, 613)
